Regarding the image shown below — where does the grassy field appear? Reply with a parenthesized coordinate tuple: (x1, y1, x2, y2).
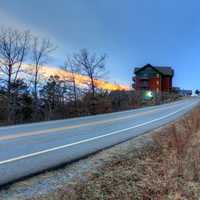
(30, 106, 200, 200)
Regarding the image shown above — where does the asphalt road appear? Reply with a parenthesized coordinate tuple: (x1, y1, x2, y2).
(0, 98, 199, 186)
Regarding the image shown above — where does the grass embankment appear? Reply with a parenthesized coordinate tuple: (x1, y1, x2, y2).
(32, 106, 200, 200)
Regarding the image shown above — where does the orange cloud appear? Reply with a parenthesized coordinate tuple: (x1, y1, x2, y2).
(24, 64, 130, 91)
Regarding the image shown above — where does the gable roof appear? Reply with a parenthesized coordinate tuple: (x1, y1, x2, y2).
(134, 64, 174, 76)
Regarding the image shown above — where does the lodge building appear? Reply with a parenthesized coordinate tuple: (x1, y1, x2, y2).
(133, 64, 174, 92)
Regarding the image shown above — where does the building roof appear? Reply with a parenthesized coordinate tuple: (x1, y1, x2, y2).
(134, 64, 174, 76)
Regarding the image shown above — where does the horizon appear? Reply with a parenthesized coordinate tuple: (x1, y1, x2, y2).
(0, 0, 199, 90)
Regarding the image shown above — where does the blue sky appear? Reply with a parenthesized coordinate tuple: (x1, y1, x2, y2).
(0, 0, 200, 89)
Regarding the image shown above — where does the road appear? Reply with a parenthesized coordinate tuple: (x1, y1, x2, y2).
(0, 98, 199, 186)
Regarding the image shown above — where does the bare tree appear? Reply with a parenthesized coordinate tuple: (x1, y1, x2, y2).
(63, 56, 81, 114)
(31, 37, 55, 120)
(0, 27, 30, 123)
(73, 49, 106, 97)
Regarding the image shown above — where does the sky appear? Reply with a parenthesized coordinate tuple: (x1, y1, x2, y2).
(0, 0, 200, 90)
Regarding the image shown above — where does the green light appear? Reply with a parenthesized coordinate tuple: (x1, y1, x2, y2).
(143, 90, 154, 100)
(146, 91, 153, 98)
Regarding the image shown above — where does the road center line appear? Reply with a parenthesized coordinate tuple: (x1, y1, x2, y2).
(0, 102, 187, 141)
(0, 101, 196, 165)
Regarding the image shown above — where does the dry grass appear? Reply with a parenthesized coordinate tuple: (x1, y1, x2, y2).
(31, 106, 200, 200)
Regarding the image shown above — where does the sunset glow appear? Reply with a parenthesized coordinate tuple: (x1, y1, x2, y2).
(23, 64, 130, 91)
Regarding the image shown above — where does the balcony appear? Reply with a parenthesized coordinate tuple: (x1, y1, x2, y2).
(140, 80, 149, 88)
(139, 76, 150, 80)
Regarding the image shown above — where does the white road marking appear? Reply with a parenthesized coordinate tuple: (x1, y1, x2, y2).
(0, 101, 197, 166)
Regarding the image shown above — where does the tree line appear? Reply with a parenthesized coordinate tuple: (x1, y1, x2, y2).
(0, 27, 180, 126)
(0, 27, 127, 125)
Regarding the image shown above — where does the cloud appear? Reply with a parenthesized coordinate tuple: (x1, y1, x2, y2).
(0, 7, 60, 46)
(0, 7, 66, 65)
